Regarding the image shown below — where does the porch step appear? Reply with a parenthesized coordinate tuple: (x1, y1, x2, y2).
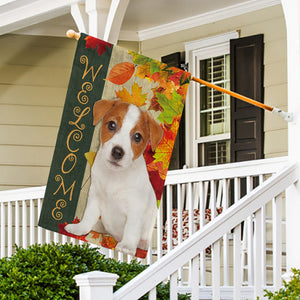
(177, 286, 255, 300)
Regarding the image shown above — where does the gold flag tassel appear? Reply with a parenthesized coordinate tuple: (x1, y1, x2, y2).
(66, 29, 293, 123)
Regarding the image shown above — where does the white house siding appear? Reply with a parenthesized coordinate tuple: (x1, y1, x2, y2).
(140, 4, 288, 160)
(0, 33, 139, 191)
(0, 34, 76, 190)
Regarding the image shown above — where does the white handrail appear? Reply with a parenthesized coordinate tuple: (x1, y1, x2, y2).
(114, 162, 297, 300)
(0, 186, 46, 202)
(165, 156, 288, 184)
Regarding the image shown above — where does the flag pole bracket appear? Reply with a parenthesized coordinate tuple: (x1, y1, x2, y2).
(271, 107, 293, 122)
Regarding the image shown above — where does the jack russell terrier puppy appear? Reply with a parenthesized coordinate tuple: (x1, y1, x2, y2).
(65, 99, 163, 256)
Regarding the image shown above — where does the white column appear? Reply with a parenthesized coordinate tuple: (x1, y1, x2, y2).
(281, 0, 300, 271)
(74, 271, 119, 300)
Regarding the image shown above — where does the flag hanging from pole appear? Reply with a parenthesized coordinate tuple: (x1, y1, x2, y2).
(38, 33, 191, 258)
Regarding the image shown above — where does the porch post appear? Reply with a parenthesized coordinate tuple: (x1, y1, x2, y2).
(74, 271, 119, 300)
(281, 0, 300, 271)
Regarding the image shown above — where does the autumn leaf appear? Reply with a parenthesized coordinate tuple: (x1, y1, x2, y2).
(115, 82, 147, 106)
(89, 231, 101, 239)
(180, 71, 192, 85)
(85, 36, 112, 56)
(101, 234, 117, 249)
(157, 91, 184, 124)
(129, 50, 152, 65)
(135, 63, 151, 81)
(153, 120, 179, 169)
(85, 151, 96, 166)
(106, 62, 135, 85)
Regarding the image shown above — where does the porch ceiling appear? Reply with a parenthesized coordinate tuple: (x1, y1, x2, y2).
(0, 0, 281, 41)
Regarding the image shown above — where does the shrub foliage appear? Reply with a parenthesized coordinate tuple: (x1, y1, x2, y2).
(0, 243, 190, 300)
(264, 268, 300, 299)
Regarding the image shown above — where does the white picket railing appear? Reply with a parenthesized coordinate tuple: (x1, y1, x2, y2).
(0, 156, 294, 299)
(0, 186, 83, 258)
(112, 160, 297, 300)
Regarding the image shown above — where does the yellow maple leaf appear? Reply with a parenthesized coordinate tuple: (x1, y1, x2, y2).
(135, 63, 151, 81)
(115, 82, 147, 107)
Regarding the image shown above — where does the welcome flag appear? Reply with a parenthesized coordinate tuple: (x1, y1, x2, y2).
(38, 33, 191, 258)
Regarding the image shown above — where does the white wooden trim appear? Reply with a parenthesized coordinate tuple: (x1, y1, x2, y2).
(103, 0, 130, 44)
(138, 0, 280, 41)
(71, 3, 88, 33)
(184, 31, 238, 167)
(0, 0, 81, 35)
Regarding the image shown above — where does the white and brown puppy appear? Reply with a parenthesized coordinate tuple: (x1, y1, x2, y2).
(65, 99, 163, 255)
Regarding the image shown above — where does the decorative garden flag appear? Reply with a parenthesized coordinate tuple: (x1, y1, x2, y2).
(38, 33, 191, 258)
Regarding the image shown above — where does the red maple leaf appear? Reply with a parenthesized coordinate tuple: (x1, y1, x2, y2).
(85, 36, 112, 56)
(58, 218, 88, 242)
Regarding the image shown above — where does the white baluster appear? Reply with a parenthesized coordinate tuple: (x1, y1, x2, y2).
(199, 181, 206, 286)
(177, 184, 183, 285)
(222, 179, 229, 286)
(273, 194, 283, 290)
(148, 287, 156, 300)
(191, 255, 199, 300)
(246, 176, 254, 285)
(167, 184, 173, 252)
(1, 202, 5, 258)
(30, 199, 35, 245)
(22, 200, 27, 248)
(254, 208, 263, 299)
(15, 200, 20, 248)
(233, 224, 242, 300)
(37, 198, 43, 244)
(212, 240, 221, 300)
(170, 270, 178, 300)
(7, 201, 12, 256)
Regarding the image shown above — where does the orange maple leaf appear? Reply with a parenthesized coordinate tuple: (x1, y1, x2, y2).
(153, 118, 180, 169)
(147, 159, 168, 180)
(89, 231, 101, 240)
(115, 82, 147, 106)
(106, 62, 135, 85)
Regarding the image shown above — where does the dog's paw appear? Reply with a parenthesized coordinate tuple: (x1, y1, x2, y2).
(115, 243, 136, 256)
(65, 223, 89, 236)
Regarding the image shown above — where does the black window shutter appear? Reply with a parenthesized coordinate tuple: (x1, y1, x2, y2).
(230, 34, 264, 162)
(161, 52, 186, 169)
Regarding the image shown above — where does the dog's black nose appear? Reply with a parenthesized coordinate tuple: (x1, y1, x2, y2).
(111, 146, 124, 160)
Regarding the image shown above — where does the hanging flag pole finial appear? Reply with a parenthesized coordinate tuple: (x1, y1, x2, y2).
(66, 30, 80, 40)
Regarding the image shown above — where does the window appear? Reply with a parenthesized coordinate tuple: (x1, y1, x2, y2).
(185, 31, 239, 167)
(198, 54, 231, 166)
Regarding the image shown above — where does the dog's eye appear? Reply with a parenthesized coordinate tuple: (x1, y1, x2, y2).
(107, 121, 117, 131)
(132, 133, 142, 143)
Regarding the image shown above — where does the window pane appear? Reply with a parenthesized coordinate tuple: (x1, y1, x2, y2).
(198, 140, 230, 167)
(199, 54, 230, 138)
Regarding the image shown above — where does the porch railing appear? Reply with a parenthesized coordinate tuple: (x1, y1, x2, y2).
(0, 156, 293, 299)
(112, 160, 297, 299)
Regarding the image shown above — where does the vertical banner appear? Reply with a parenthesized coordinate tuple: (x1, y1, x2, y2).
(39, 33, 191, 258)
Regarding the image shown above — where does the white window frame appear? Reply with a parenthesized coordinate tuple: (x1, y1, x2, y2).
(184, 31, 239, 167)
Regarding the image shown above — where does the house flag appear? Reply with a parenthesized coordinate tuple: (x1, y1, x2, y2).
(38, 33, 191, 258)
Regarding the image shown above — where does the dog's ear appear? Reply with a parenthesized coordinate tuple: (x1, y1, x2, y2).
(93, 100, 116, 125)
(147, 112, 164, 151)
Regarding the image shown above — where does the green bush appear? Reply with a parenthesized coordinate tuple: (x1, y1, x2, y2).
(264, 268, 300, 299)
(0, 243, 190, 300)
